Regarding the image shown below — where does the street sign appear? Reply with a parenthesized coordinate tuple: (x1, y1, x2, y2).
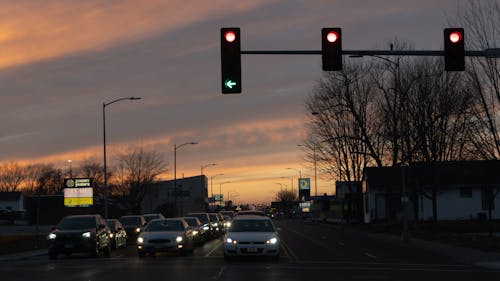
(214, 194, 224, 202)
(64, 178, 93, 207)
(298, 178, 311, 201)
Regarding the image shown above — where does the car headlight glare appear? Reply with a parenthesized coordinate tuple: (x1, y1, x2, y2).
(203, 225, 209, 230)
(193, 230, 198, 236)
(48, 233, 56, 240)
(267, 237, 278, 245)
(82, 232, 91, 238)
(211, 223, 218, 227)
(109, 233, 114, 238)
(137, 237, 144, 244)
(176, 236, 183, 243)
(135, 227, 141, 233)
(226, 237, 237, 244)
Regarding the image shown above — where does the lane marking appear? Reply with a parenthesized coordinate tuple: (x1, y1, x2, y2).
(280, 239, 299, 262)
(364, 252, 377, 260)
(284, 226, 330, 249)
(205, 241, 223, 257)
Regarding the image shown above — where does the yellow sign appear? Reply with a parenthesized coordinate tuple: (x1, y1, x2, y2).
(64, 197, 93, 207)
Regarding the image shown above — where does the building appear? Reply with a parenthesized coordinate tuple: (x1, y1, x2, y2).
(363, 161, 500, 223)
(0, 192, 25, 212)
(141, 175, 208, 216)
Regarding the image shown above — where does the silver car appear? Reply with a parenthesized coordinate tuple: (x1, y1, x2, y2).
(136, 218, 195, 257)
(223, 215, 280, 260)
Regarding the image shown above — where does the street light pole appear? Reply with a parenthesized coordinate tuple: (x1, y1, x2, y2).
(200, 163, 216, 211)
(219, 181, 231, 208)
(174, 142, 198, 216)
(103, 97, 141, 219)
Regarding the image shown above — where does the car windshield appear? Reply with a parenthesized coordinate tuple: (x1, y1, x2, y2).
(183, 218, 199, 226)
(143, 215, 159, 222)
(57, 217, 96, 230)
(106, 220, 116, 229)
(230, 219, 275, 232)
(189, 214, 208, 223)
(120, 216, 142, 226)
(145, 220, 184, 232)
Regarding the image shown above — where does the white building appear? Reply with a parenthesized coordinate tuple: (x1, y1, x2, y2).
(363, 161, 500, 223)
(0, 192, 24, 212)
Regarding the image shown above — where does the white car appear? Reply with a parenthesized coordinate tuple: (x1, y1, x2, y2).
(223, 215, 280, 260)
(136, 218, 195, 257)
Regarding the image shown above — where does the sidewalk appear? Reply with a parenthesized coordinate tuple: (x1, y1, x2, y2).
(319, 219, 500, 269)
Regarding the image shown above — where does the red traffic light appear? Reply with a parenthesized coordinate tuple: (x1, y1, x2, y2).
(224, 31, 236, 43)
(326, 31, 339, 43)
(449, 31, 462, 43)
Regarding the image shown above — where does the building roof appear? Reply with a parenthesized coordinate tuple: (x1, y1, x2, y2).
(365, 160, 500, 191)
(0, 192, 23, 201)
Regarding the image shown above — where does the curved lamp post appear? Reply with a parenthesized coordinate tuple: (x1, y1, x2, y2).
(103, 97, 141, 218)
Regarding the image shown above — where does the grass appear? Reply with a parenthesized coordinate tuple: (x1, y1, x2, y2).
(0, 234, 48, 255)
(351, 220, 500, 253)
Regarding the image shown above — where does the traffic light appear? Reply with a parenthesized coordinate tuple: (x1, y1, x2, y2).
(221, 27, 241, 94)
(322, 28, 342, 71)
(444, 28, 465, 71)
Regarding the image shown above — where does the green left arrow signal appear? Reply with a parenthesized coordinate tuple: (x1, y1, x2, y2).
(225, 79, 237, 89)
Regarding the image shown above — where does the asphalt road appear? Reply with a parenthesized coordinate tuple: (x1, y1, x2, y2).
(1, 219, 500, 281)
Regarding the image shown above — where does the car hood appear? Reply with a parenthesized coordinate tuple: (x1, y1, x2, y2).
(225, 232, 278, 241)
(52, 228, 95, 234)
(139, 231, 184, 239)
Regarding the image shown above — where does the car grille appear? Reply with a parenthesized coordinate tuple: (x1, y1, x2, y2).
(148, 239, 170, 244)
(238, 241, 265, 245)
(56, 233, 82, 242)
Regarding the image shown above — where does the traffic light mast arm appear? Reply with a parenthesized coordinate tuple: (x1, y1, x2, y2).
(241, 50, 488, 57)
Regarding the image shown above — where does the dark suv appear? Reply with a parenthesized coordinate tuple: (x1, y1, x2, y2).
(47, 214, 112, 259)
(119, 215, 146, 243)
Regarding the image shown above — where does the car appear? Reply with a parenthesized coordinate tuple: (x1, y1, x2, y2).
(221, 215, 232, 230)
(47, 214, 112, 259)
(208, 213, 224, 237)
(182, 216, 207, 245)
(186, 212, 216, 239)
(236, 210, 267, 217)
(136, 218, 195, 257)
(119, 215, 146, 243)
(105, 219, 127, 249)
(223, 215, 280, 260)
(143, 213, 165, 224)
(220, 210, 235, 219)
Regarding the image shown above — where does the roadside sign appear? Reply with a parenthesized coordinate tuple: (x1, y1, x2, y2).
(64, 178, 93, 207)
(214, 194, 224, 202)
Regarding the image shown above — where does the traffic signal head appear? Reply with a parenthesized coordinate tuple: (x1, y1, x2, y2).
(322, 28, 342, 71)
(221, 27, 241, 94)
(444, 28, 464, 71)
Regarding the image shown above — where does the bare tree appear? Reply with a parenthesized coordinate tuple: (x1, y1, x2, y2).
(78, 158, 106, 199)
(115, 145, 169, 214)
(23, 164, 63, 195)
(0, 162, 27, 192)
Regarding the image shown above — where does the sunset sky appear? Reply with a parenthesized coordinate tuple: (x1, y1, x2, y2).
(0, 0, 464, 204)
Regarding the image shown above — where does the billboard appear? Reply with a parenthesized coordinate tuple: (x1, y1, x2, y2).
(214, 194, 224, 202)
(298, 178, 310, 200)
(64, 178, 93, 207)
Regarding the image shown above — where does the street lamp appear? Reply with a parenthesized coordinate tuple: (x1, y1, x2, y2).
(174, 142, 198, 216)
(68, 160, 73, 178)
(201, 163, 217, 175)
(103, 96, 141, 219)
(211, 174, 224, 199)
(298, 144, 318, 196)
(219, 181, 231, 208)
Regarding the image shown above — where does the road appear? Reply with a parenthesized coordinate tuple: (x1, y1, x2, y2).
(1, 219, 500, 281)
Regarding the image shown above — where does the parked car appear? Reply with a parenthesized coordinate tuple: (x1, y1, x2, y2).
(105, 219, 127, 249)
(119, 215, 146, 243)
(47, 214, 112, 259)
(182, 216, 207, 245)
(223, 215, 280, 260)
(186, 212, 216, 239)
(143, 213, 165, 224)
(137, 218, 195, 257)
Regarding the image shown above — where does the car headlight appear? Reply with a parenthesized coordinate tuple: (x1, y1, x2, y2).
(267, 237, 278, 245)
(109, 233, 114, 238)
(225, 222, 231, 228)
(211, 223, 218, 227)
(226, 237, 237, 244)
(193, 230, 198, 236)
(135, 227, 141, 233)
(176, 236, 183, 243)
(82, 232, 92, 238)
(137, 237, 144, 244)
(48, 233, 56, 240)
(203, 224, 209, 230)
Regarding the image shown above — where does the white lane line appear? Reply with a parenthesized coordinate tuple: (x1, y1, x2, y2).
(212, 266, 225, 280)
(280, 239, 299, 262)
(205, 241, 223, 257)
(364, 252, 377, 259)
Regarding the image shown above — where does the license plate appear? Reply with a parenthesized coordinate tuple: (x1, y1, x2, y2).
(247, 248, 258, 253)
